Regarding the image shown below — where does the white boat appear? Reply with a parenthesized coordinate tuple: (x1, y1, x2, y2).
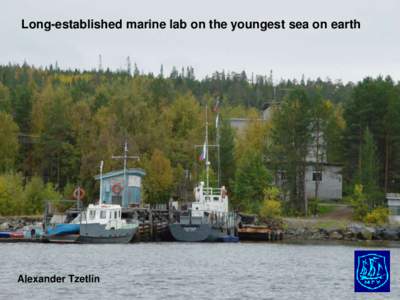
(77, 203, 138, 243)
(169, 105, 236, 242)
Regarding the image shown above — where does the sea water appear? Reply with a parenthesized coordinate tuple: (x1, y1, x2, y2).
(0, 242, 399, 299)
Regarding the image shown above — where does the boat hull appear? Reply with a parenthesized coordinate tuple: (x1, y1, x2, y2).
(78, 223, 137, 243)
(169, 223, 226, 242)
(45, 224, 81, 243)
(46, 224, 80, 236)
(46, 234, 80, 243)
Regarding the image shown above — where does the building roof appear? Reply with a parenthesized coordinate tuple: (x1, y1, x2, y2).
(94, 168, 146, 180)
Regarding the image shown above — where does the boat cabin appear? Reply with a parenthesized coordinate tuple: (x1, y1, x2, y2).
(192, 182, 228, 218)
(94, 168, 146, 208)
(85, 204, 122, 225)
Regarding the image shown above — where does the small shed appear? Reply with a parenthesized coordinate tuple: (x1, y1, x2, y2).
(386, 193, 400, 223)
(94, 168, 146, 208)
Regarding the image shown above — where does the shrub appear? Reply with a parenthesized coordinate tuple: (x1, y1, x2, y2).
(259, 187, 282, 219)
(364, 207, 389, 225)
(0, 173, 24, 215)
(0, 174, 62, 216)
(259, 199, 282, 219)
(349, 184, 369, 221)
(24, 177, 63, 214)
(309, 197, 320, 216)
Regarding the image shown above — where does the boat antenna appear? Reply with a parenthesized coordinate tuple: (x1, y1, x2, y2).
(205, 105, 209, 190)
(215, 98, 221, 187)
(99, 160, 104, 205)
(112, 139, 140, 207)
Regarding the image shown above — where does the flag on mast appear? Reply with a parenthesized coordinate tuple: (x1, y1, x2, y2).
(199, 142, 206, 161)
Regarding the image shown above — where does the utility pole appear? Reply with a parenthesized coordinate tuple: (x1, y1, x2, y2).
(98, 54, 103, 72)
(127, 56, 132, 75)
(112, 140, 140, 207)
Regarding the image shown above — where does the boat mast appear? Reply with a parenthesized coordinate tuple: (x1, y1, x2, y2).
(205, 105, 209, 190)
(215, 102, 221, 187)
(99, 160, 104, 205)
(112, 140, 140, 206)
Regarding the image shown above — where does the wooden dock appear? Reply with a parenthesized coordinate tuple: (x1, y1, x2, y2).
(123, 206, 172, 242)
(237, 225, 283, 241)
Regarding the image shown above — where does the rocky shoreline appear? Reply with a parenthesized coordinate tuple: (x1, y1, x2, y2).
(285, 223, 400, 241)
(2, 216, 400, 242)
(0, 216, 43, 231)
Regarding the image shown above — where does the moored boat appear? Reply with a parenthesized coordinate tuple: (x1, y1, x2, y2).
(78, 204, 137, 243)
(45, 223, 80, 243)
(0, 232, 11, 238)
(169, 105, 237, 242)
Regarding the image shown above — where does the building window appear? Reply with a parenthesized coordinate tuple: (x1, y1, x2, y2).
(390, 207, 400, 216)
(312, 172, 322, 181)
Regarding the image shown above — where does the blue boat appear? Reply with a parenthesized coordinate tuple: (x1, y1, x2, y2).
(46, 223, 80, 236)
(46, 224, 80, 242)
(219, 235, 239, 243)
(0, 232, 11, 238)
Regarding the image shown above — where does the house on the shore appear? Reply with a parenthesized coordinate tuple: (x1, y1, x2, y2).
(230, 103, 343, 201)
(387, 193, 400, 223)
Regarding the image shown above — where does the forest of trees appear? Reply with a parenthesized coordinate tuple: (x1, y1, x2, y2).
(0, 63, 399, 216)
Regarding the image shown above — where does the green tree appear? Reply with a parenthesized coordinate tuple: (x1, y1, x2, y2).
(359, 128, 379, 191)
(143, 149, 174, 204)
(343, 77, 400, 193)
(219, 119, 235, 188)
(31, 83, 77, 188)
(349, 184, 368, 221)
(24, 176, 62, 214)
(269, 88, 312, 214)
(233, 149, 272, 212)
(0, 112, 19, 172)
(358, 128, 384, 208)
(259, 187, 282, 220)
(310, 95, 344, 199)
(0, 173, 24, 215)
(0, 83, 11, 113)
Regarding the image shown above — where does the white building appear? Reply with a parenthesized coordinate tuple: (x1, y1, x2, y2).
(387, 193, 400, 223)
(230, 102, 343, 201)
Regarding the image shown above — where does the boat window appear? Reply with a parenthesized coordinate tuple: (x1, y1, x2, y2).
(213, 196, 219, 201)
(89, 210, 96, 220)
(114, 211, 117, 219)
(109, 211, 112, 219)
(100, 210, 107, 219)
(205, 196, 210, 201)
(118, 211, 121, 218)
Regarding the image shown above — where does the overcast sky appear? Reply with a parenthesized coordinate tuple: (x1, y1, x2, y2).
(2, 0, 399, 83)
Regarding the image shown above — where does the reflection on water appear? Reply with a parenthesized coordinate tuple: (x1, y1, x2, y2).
(0, 242, 399, 299)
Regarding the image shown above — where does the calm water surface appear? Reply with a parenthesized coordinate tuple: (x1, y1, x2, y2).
(0, 242, 399, 299)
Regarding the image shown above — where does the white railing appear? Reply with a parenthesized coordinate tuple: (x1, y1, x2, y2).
(202, 187, 222, 196)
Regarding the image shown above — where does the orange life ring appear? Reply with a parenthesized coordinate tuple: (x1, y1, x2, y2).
(112, 183, 123, 194)
(73, 187, 85, 200)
